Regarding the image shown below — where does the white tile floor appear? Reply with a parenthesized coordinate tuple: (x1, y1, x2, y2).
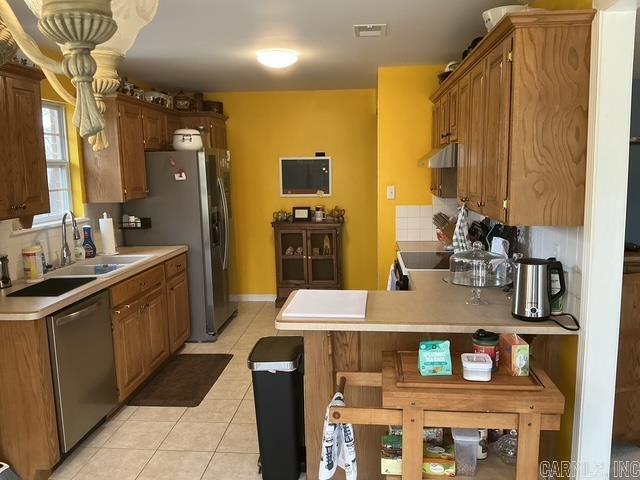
(49, 302, 305, 480)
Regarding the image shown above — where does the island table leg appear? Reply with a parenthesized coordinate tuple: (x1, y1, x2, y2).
(516, 413, 542, 480)
(401, 407, 424, 480)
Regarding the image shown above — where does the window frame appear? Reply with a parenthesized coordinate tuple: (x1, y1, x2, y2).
(34, 101, 74, 225)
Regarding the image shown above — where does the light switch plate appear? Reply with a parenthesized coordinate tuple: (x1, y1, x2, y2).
(387, 185, 396, 200)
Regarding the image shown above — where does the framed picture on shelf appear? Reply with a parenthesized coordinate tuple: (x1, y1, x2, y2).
(292, 207, 311, 221)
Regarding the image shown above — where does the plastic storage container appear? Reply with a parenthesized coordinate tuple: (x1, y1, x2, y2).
(452, 428, 479, 476)
(248, 336, 305, 480)
(461, 353, 493, 382)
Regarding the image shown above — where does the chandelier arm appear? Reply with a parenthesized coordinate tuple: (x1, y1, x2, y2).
(0, 0, 63, 74)
(41, 66, 76, 104)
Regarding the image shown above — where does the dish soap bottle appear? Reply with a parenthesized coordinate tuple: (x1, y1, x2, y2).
(82, 225, 97, 259)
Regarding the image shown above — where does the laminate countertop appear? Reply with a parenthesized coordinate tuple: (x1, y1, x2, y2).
(276, 272, 575, 336)
(0, 246, 187, 321)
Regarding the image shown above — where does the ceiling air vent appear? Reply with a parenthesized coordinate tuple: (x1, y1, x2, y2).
(353, 24, 388, 38)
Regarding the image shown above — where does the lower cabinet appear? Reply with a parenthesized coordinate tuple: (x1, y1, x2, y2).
(110, 256, 190, 402)
(167, 272, 191, 353)
(142, 286, 170, 372)
(112, 300, 148, 401)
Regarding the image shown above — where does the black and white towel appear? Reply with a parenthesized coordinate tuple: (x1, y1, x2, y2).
(319, 392, 357, 480)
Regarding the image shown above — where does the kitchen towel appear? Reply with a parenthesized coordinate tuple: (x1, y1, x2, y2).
(98, 213, 117, 255)
(453, 204, 471, 253)
(387, 262, 398, 291)
(319, 392, 357, 480)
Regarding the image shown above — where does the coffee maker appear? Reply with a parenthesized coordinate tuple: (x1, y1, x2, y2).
(512, 258, 565, 321)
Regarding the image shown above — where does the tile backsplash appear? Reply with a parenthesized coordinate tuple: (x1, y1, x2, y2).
(0, 203, 123, 282)
(521, 226, 583, 317)
(396, 205, 437, 241)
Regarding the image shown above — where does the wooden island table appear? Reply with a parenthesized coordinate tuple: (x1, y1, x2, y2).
(275, 272, 575, 480)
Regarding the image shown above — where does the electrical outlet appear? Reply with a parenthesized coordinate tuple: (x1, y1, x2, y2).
(387, 186, 396, 200)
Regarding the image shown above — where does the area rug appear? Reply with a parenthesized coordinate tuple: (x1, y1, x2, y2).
(128, 353, 233, 407)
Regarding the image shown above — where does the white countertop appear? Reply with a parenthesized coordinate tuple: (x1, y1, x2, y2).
(276, 242, 574, 335)
(0, 246, 187, 321)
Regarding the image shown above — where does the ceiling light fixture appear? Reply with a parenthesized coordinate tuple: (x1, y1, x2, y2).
(256, 49, 298, 69)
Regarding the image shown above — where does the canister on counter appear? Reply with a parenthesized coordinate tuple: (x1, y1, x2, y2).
(22, 245, 44, 283)
(472, 329, 499, 372)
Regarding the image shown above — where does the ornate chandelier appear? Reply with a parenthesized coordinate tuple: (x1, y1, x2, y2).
(0, 0, 158, 150)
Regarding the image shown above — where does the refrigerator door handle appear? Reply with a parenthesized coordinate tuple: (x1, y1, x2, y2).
(218, 177, 230, 270)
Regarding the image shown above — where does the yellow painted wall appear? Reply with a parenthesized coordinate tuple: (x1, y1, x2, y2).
(376, 65, 443, 288)
(205, 90, 378, 295)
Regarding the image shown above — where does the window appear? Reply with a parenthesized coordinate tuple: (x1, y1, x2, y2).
(35, 102, 73, 223)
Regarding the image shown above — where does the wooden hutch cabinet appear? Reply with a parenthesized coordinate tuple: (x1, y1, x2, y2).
(272, 222, 343, 307)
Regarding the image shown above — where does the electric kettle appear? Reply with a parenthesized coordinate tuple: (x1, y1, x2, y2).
(512, 258, 566, 321)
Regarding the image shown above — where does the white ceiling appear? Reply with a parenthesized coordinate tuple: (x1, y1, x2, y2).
(9, 0, 523, 91)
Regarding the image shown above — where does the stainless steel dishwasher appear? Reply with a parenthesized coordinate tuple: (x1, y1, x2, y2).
(47, 291, 119, 453)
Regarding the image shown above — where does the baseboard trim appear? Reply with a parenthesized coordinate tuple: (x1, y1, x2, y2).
(230, 294, 277, 302)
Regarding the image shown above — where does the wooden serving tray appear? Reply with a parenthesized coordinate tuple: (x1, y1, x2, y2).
(394, 351, 544, 391)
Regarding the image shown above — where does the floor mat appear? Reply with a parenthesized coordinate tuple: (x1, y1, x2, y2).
(128, 353, 233, 407)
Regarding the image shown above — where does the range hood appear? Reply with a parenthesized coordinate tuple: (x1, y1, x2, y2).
(420, 143, 458, 168)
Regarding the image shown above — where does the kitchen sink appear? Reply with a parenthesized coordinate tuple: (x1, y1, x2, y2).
(48, 264, 127, 277)
(7, 277, 97, 297)
(82, 255, 150, 265)
(48, 255, 151, 278)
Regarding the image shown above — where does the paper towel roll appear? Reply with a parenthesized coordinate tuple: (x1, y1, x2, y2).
(99, 213, 118, 255)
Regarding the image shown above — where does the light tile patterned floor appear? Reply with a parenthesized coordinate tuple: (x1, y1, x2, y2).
(49, 302, 306, 480)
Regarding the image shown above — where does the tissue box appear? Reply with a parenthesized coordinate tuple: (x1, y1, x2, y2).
(419, 340, 452, 376)
(500, 334, 529, 376)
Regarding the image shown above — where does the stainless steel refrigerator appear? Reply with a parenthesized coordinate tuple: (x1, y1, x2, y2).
(123, 149, 237, 341)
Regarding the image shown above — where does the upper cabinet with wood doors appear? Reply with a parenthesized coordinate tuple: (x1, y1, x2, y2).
(0, 63, 49, 227)
(431, 10, 594, 226)
(179, 112, 228, 150)
(83, 94, 228, 202)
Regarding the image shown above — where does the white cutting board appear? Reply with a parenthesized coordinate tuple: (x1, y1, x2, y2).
(282, 290, 368, 319)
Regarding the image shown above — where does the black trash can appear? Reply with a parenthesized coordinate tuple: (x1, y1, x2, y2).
(248, 336, 305, 480)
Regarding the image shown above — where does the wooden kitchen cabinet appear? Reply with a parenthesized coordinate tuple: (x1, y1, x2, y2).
(165, 113, 180, 147)
(109, 259, 190, 402)
(456, 73, 471, 202)
(142, 105, 165, 151)
(84, 95, 228, 202)
(479, 36, 512, 222)
(118, 101, 148, 201)
(167, 272, 191, 353)
(141, 286, 170, 372)
(273, 222, 343, 307)
(614, 272, 640, 444)
(0, 63, 49, 226)
(166, 253, 191, 353)
(180, 113, 228, 149)
(429, 167, 457, 199)
(112, 300, 148, 401)
(431, 10, 593, 226)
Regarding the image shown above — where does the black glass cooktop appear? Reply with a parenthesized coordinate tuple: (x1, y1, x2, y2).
(399, 251, 452, 271)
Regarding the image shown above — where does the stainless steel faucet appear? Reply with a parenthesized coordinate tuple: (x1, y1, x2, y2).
(61, 211, 81, 267)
